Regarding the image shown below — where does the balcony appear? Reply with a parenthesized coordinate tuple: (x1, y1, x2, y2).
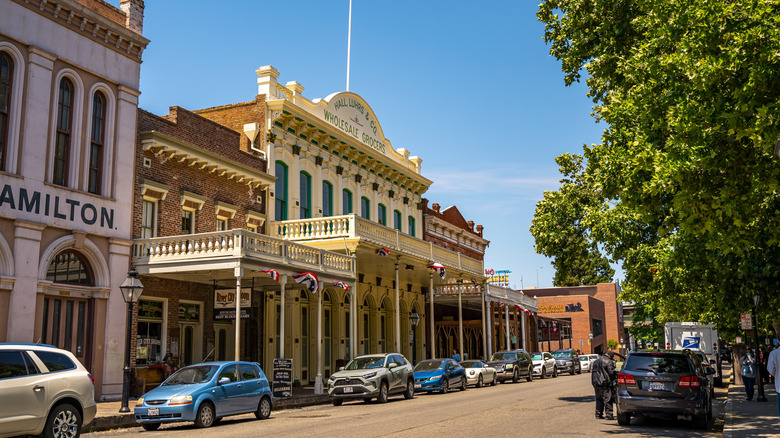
(132, 229, 355, 280)
(272, 214, 483, 276)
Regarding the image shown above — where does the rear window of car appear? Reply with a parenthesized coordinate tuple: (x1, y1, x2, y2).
(34, 351, 77, 372)
(240, 364, 258, 380)
(623, 354, 691, 374)
(0, 351, 38, 379)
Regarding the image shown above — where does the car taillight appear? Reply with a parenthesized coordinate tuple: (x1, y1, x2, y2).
(88, 373, 94, 385)
(617, 372, 636, 385)
(679, 376, 700, 387)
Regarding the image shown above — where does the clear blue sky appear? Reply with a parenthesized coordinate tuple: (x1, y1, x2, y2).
(120, 0, 608, 289)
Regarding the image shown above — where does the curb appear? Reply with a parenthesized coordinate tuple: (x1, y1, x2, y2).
(84, 395, 331, 433)
(723, 383, 733, 438)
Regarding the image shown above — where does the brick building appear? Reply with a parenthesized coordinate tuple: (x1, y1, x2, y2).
(532, 283, 624, 355)
(0, 0, 148, 399)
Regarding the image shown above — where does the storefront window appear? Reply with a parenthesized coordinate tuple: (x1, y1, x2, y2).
(137, 299, 165, 366)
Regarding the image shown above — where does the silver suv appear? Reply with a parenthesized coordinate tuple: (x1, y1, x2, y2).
(0, 343, 97, 438)
(327, 353, 414, 405)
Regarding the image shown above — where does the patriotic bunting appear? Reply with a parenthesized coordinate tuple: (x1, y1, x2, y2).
(376, 247, 390, 256)
(332, 281, 350, 291)
(262, 270, 279, 282)
(293, 272, 319, 293)
(498, 301, 506, 308)
(428, 263, 446, 279)
(471, 279, 478, 286)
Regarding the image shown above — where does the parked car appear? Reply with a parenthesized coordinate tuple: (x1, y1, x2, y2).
(580, 354, 599, 373)
(460, 360, 497, 387)
(413, 359, 467, 393)
(552, 349, 582, 375)
(134, 361, 272, 430)
(328, 353, 414, 405)
(693, 351, 716, 395)
(0, 343, 97, 438)
(487, 350, 534, 383)
(616, 349, 714, 429)
(530, 352, 558, 379)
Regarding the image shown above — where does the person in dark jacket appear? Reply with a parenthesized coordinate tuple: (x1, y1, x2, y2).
(591, 351, 617, 420)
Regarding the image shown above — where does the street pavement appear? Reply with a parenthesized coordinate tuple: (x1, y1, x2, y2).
(84, 370, 729, 438)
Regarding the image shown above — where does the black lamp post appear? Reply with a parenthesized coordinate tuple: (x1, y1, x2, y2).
(119, 268, 144, 413)
(753, 293, 767, 402)
(409, 308, 420, 365)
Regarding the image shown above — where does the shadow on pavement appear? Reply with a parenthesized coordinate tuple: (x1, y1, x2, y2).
(558, 395, 596, 403)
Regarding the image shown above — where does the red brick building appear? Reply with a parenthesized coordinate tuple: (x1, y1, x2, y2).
(532, 283, 624, 355)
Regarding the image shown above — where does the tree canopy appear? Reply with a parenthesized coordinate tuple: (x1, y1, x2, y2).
(534, 0, 780, 338)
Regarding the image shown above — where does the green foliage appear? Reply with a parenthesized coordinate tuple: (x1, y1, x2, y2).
(536, 0, 780, 336)
(607, 339, 619, 350)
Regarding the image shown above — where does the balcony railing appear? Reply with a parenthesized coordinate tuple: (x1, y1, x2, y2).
(273, 214, 483, 276)
(132, 229, 354, 277)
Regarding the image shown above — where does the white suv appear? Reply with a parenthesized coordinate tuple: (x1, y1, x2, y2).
(0, 343, 96, 438)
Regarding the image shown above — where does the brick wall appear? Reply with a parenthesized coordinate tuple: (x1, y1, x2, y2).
(193, 95, 267, 160)
(537, 295, 606, 353)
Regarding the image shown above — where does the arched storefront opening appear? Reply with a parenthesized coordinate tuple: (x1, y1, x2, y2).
(343, 293, 351, 360)
(361, 297, 373, 354)
(380, 297, 391, 353)
(300, 289, 310, 383)
(323, 291, 332, 378)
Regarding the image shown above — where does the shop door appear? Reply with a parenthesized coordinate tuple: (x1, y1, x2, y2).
(215, 323, 235, 361)
(41, 297, 91, 370)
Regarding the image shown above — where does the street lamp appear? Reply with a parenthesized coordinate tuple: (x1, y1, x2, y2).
(409, 308, 420, 365)
(589, 332, 594, 354)
(753, 293, 767, 402)
(119, 268, 144, 413)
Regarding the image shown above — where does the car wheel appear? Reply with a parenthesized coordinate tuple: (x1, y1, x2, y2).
(512, 368, 519, 383)
(570, 365, 576, 375)
(332, 399, 343, 406)
(491, 373, 498, 385)
(43, 403, 82, 438)
(377, 381, 389, 403)
(194, 401, 216, 428)
(404, 379, 415, 399)
(255, 396, 272, 420)
(527, 367, 533, 382)
(553, 366, 558, 378)
(617, 412, 631, 426)
(477, 374, 484, 388)
(576, 364, 582, 374)
(539, 366, 546, 379)
(440, 378, 449, 394)
(460, 376, 467, 391)
(142, 423, 161, 431)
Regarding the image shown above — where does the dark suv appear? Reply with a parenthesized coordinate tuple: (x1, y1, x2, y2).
(487, 350, 534, 383)
(552, 349, 581, 375)
(616, 349, 714, 429)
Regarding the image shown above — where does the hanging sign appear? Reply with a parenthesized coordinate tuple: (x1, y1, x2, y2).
(214, 288, 252, 320)
(740, 313, 753, 330)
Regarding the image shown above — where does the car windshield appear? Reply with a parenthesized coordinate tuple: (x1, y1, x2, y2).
(414, 360, 444, 371)
(345, 356, 385, 370)
(552, 351, 572, 358)
(531, 353, 543, 360)
(163, 365, 218, 385)
(624, 354, 691, 374)
(460, 361, 479, 368)
(490, 352, 516, 361)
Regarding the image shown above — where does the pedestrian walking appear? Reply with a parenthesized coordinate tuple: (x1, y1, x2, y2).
(765, 346, 780, 418)
(452, 349, 460, 362)
(740, 350, 757, 401)
(591, 351, 617, 420)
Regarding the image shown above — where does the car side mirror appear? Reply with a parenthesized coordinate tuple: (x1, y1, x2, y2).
(706, 367, 715, 375)
(338, 366, 345, 371)
(218, 377, 231, 385)
(388, 362, 397, 369)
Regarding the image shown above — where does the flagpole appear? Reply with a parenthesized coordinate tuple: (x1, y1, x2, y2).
(346, 0, 352, 91)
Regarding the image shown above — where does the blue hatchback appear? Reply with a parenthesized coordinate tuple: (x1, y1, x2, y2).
(134, 361, 272, 430)
(413, 359, 467, 393)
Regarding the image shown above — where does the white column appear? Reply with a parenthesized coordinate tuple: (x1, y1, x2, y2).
(486, 300, 493, 358)
(428, 273, 435, 359)
(279, 275, 287, 358)
(457, 281, 464, 361)
(350, 285, 357, 360)
(481, 286, 487, 360)
(504, 306, 510, 350)
(520, 310, 527, 350)
(315, 284, 323, 394)
(234, 266, 243, 360)
(394, 262, 400, 353)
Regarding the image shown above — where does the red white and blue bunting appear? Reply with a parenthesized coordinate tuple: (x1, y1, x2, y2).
(293, 272, 319, 293)
(262, 270, 279, 282)
(332, 281, 350, 291)
(428, 263, 446, 279)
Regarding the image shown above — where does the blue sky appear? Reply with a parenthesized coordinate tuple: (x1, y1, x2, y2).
(122, 1, 608, 289)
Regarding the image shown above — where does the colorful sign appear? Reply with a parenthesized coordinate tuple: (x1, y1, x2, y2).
(214, 288, 252, 320)
(682, 336, 701, 349)
(322, 93, 388, 155)
(740, 313, 753, 330)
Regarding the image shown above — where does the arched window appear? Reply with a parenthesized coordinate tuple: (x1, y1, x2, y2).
(360, 196, 370, 220)
(53, 78, 74, 186)
(46, 250, 93, 286)
(342, 189, 353, 215)
(393, 210, 402, 231)
(408, 216, 416, 237)
(377, 203, 387, 226)
(0, 51, 13, 172)
(88, 91, 105, 194)
(322, 180, 333, 217)
(274, 161, 288, 221)
(300, 172, 311, 219)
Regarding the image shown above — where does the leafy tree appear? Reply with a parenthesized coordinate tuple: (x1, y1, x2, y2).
(535, 0, 780, 337)
(607, 339, 619, 350)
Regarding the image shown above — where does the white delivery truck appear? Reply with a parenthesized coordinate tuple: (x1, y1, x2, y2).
(664, 322, 722, 386)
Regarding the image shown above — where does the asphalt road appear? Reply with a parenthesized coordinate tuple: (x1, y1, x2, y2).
(85, 371, 727, 438)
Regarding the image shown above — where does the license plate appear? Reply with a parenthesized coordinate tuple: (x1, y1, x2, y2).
(147, 407, 159, 416)
(343, 386, 353, 393)
(414, 384, 422, 389)
(649, 382, 665, 391)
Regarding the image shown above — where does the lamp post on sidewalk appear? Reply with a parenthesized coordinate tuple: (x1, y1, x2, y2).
(753, 293, 768, 402)
(119, 268, 144, 413)
(409, 308, 420, 365)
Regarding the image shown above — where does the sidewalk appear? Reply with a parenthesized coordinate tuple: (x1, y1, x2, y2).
(85, 387, 329, 433)
(724, 381, 780, 437)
